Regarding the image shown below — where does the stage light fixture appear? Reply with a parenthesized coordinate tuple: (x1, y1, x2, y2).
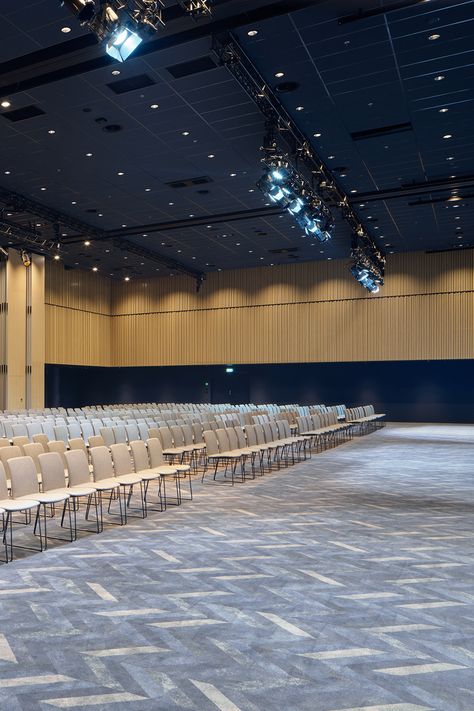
(257, 158, 334, 242)
(350, 231, 385, 294)
(106, 25, 142, 62)
(21, 250, 31, 268)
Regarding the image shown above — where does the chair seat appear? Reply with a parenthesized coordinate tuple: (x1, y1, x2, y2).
(163, 447, 188, 456)
(116, 474, 143, 486)
(68, 485, 97, 497)
(93, 478, 120, 491)
(135, 468, 162, 481)
(0, 498, 39, 512)
(218, 450, 244, 459)
(174, 464, 191, 473)
(17, 491, 68, 505)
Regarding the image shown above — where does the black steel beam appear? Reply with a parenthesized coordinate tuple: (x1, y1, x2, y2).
(62, 205, 284, 244)
(352, 174, 474, 203)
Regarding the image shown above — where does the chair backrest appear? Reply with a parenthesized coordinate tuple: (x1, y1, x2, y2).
(158, 427, 174, 449)
(147, 426, 160, 440)
(203, 430, 218, 456)
(130, 440, 150, 472)
(41, 422, 56, 441)
(277, 419, 291, 438)
(12, 423, 28, 437)
(110, 443, 133, 476)
(23, 442, 45, 473)
(226, 428, 239, 451)
(125, 424, 140, 442)
(0, 445, 23, 477)
(171, 425, 185, 447)
(27, 422, 43, 439)
(0, 461, 10, 499)
(38, 452, 67, 491)
(68, 422, 82, 439)
(254, 424, 266, 445)
(88, 435, 105, 448)
(90, 446, 114, 481)
(100, 427, 115, 446)
(269, 421, 280, 441)
(137, 423, 149, 440)
(112, 425, 127, 444)
(64, 449, 91, 487)
(12, 435, 29, 450)
(68, 437, 87, 455)
(33, 433, 49, 448)
(0, 437, 10, 448)
(47, 440, 68, 468)
(54, 425, 69, 444)
(80, 421, 94, 443)
(9, 456, 39, 499)
(234, 426, 247, 449)
(262, 422, 274, 443)
(192, 423, 203, 443)
(146, 438, 165, 468)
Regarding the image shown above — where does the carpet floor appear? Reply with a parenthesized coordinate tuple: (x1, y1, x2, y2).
(0, 423, 472, 711)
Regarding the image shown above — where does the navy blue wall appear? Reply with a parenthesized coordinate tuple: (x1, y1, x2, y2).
(45, 360, 474, 423)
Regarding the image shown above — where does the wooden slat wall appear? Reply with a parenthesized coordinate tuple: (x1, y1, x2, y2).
(46, 250, 474, 366)
(46, 263, 112, 366)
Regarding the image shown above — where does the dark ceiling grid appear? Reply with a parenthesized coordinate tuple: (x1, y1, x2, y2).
(0, 0, 473, 279)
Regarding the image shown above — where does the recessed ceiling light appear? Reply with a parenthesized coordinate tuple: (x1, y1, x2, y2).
(86, 152, 93, 157)
(296, 106, 304, 111)
(249, 250, 253, 253)
(1, 100, 11, 108)
(121, 224, 127, 228)
(275, 72, 284, 78)
(92, 266, 98, 272)
(124, 276, 130, 281)
(439, 107, 448, 113)
(182, 131, 190, 136)
(247, 30, 258, 36)
(84, 241, 91, 246)
(61, 26, 71, 33)
(446, 156, 454, 160)
(249, 189, 254, 192)
(48, 129, 56, 134)
(428, 33, 440, 40)
(208, 154, 215, 158)
(230, 172, 237, 177)
(112, 69, 121, 76)
(313, 132, 321, 137)
(71, 201, 77, 205)
(350, 189, 357, 193)
(53, 255, 60, 261)
(189, 213, 194, 217)
(117, 171, 124, 175)
(98, 213, 103, 216)
(434, 74, 445, 81)
(145, 187, 151, 191)
(150, 104, 159, 109)
(169, 202, 174, 206)
(4, 170, 10, 175)
(443, 134, 453, 139)
(40, 187, 46, 191)
(328, 155, 335, 159)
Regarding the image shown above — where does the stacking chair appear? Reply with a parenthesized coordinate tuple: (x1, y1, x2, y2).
(157, 427, 188, 461)
(88, 435, 105, 448)
(68, 438, 88, 456)
(109, 443, 146, 519)
(67, 422, 82, 440)
(0, 438, 10, 449)
(125, 423, 140, 443)
(9, 456, 71, 552)
(181, 424, 206, 472)
(64, 449, 102, 533)
(54, 425, 69, 444)
(33, 433, 49, 449)
(41, 422, 56, 442)
(202, 430, 241, 486)
(0, 461, 40, 563)
(234, 426, 264, 476)
(27, 423, 43, 440)
(0, 445, 23, 484)
(100, 427, 115, 446)
(12, 436, 30, 450)
(146, 438, 188, 505)
(80, 421, 94, 444)
(112, 426, 127, 445)
(23, 442, 46, 486)
(40, 452, 98, 539)
(129, 440, 165, 513)
(137, 423, 149, 441)
(11, 424, 28, 438)
(47, 440, 68, 471)
(90, 446, 141, 525)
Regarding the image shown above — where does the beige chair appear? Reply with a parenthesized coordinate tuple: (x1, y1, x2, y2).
(64, 449, 102, 533)
(12, 436, 30, 450)
(23, 442, 46, 488)
(46, 440, 68, 470)
(129, 440, 166, 513)
(215, 429, 247, 482)
(0, 438, 10, 449)
(88, 435, 105, 448)
(147, 438, 190, 504)
(89, 446, 126, 525)
(39, 452, 97, 540)
(0, 445, 23, 484)
(9, 456, 70, 552)
(32, 433, 49, 449)
(68, 437, 87, 455)
(109, 443, 146, 519)
(0, 461, 39, 563)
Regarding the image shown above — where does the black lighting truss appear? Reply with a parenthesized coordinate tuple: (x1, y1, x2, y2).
(350, 229, 386, 293)
(62, 1, 165, 41)
(212, 33, 384, 258)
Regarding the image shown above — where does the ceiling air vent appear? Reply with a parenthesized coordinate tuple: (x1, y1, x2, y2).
(166, 55, 217, 79)
(2, 105, 45, 122)
(166, 176, 213, 188)
(107, 74, 155, 95)
(350, 122, 412, 141)
(268, 247, 299, 255)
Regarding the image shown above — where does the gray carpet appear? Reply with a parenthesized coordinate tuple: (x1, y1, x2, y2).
(0, 423, 473, 711)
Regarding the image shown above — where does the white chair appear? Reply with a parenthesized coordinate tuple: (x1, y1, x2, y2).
(64, 449, 102, 533)
(129, 439, 166, 513)
(89, 446, 127, 525)
(109, 443, 146, 519)
(0, 461, 39, 563)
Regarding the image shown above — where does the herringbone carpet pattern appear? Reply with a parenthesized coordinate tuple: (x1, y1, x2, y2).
(0, 423, 472, 711)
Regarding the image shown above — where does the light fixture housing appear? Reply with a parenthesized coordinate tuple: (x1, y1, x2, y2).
(106, 26, 142, 62)
(21, 250, 32, 268)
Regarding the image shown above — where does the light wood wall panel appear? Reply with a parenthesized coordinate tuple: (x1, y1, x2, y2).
(46, 249, 474, 366)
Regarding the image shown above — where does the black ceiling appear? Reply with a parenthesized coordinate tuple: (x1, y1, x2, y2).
(0, 0, 472, 280)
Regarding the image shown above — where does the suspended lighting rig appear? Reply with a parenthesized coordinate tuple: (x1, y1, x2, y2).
(350, 230, 386, 293)
(213, 33, 385, 284)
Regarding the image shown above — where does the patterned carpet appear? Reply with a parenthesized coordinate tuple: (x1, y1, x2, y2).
(0, 423, 473, 711)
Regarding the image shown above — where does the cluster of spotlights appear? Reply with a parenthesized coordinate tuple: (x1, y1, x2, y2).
(350, 230, 385, 294)
(63, 0, 213, 63)
(257, 161, 334, 242)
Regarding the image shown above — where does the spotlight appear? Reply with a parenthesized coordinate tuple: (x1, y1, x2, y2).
(21, 250, 31, 268)
(106, 26, 142, 62)
(350, 263, 381, 293)
(225, 367, 234, 373)
(257, 159, 334, 242)
(350, 231, 385, 293)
